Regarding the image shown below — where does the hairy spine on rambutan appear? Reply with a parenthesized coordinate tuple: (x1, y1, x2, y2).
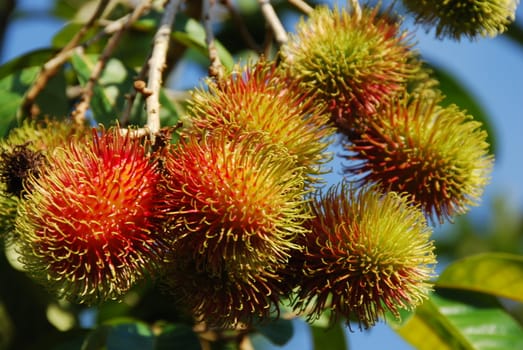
(290, 183, 436, 329)
(344, 94, 493, 223)
(185, 60, 334, 182)
(159, 130, 310, 275)
(281, 5, 422, 133)
(163, 248, 287, 328)
(16, 127, 168, 303)
(402, 0, 519, 40)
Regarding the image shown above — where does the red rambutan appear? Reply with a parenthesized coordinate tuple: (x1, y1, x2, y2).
(160, 130, 309, 274)
(16, 127, 167, 303)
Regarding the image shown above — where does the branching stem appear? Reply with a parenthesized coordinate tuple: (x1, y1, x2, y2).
(203, 0, 225, 80)
(21, 0, 111, 118)
(288, 0, 313, 14)
(71, 1, 152, 126)
(258, 0, 288, 45)
(145, 0, 182, 137)
(220, 0, 262, 53)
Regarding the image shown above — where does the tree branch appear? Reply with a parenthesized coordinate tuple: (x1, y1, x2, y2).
(145, 0, 182, 137)
(258, 0, 288, 45)
(220, 0, 262, 53)
(21, 0, 111, 118)
(120, 60, 150, 126)
(71, 1, 153, 126)
(203, 0, 225, 80)
(288, 0, 313, 15)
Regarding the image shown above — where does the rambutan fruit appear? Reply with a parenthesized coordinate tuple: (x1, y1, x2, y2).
(402, 0, 519, 40)
(16, 127, 167, 303)
(160, 130, 310, 275)
(344, 94, 494, 223)
(0, 143, 45, 198)
(4, 119, 80, 153)
(281, 5, 422, 132)
(164, 249, 285, 328)
(0, 186, 18, 243)
(292, 183, 436, 329)
(0, 119, 81, 197)
(1, 119, 83, 243)
(185, 60, 334, 181)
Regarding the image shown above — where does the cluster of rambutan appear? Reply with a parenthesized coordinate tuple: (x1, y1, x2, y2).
(0, 3, 493, 331)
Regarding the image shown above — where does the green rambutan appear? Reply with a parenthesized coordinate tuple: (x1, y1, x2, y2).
(281, 5, 422, 132)
(402, 0, 519, 40)
(292, 183, 436, 328)
(16, 127, 167, 303)
(0, 186, 18, 243)
(344, 94, 494, 223)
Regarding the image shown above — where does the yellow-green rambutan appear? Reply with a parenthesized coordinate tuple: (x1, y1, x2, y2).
(281, 5, 422, 132)
(185, 60, 334, 181)
(3, 118, 80, 153)
(159, 130, 310, 275)
(16, 127, 168, 303)
(291, 183, 436, 329)
(344, 94, 494, 223)
(164, 249, 285, 327)
(402, 0, 519, 40)
(0, 186, 18, 243)
(0, 119, 83, 243)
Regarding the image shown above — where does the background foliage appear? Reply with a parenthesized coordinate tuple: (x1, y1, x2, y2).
(1, 0, 523, 349)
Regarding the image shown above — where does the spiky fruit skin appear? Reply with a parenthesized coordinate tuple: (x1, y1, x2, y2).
(160, 130, 309, 275)
(344, 96, 494, 223)
(0, 144, 45, 198)
(3, 119, 81, 153)
(0, 187, 18, 243)
(403, 0, 519, 39)
(16, 128, 167, 303)
(291, 183, 436, 328)
(0, 119, 84, 243)
(185, 60, 334, 181)
(0, 119, 82, 198)
(281, 5, 421, 132)
(164, 249, 285, 328)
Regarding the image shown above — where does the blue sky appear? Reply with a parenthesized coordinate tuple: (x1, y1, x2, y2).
(2, 1, 522, 349)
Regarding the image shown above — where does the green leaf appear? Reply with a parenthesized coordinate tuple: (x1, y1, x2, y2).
(392, 288, 523, 350)
(437, 252, 523, 303)
(70, 52, 115, 124)
(70, 52, 135, 125)
(35, 68, 69, 118)
(0, 49, 55, 80)
(0, 49, 69, 129)
(256, 318, 294, 346)
(173, 18, 234, 70)
(159, 88, 181, 127)
(0, 66, 40, 136)
(52, 22, 97, 48)
(106, 323, 154, 350)
(311, 322, 348, 350)
(81, 325, 110, 350)
(82, 321, 200, 350)
(430, 64, 496, 155)
(156, 324, 200, 350)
